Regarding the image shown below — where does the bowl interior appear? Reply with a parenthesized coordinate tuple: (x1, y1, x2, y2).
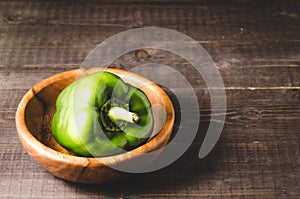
(24, 68, 174, 157)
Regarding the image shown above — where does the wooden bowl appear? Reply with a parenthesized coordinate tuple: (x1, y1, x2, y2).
(15, 68, 175, 184)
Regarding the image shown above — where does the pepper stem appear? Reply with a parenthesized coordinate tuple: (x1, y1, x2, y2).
(108, 107, 139, 124)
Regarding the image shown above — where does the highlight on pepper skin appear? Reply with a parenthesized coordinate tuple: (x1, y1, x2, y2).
(51, 71, 154, 157)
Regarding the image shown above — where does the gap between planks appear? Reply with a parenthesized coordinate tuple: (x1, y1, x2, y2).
(202, 86, 300, 90)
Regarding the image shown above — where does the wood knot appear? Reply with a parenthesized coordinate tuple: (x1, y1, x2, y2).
(129, 20, 144, 28)
(243, 107, 262, 119)
(107, 63, 121, 69)
(217, 61, 231, 69)
(135, 49, 151, 61)
(7, 14, 23, 23)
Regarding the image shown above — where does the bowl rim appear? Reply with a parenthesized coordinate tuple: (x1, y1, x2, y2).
(15, 68, 175, 167)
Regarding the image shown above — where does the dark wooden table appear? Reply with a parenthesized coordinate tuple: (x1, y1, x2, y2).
(1, 0, 299, 198)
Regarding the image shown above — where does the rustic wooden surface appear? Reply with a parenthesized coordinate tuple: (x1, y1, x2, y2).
(0, 0, 299, 198)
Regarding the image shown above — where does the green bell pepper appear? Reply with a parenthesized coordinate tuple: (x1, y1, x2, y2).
(51, 71, 154, 157)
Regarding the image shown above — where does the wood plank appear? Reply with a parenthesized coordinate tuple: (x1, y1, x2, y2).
(0, 1, 299, 68)
(0, 57, 300, 90)
(0, 141, 299, 198)
(3, 88, 300, 138)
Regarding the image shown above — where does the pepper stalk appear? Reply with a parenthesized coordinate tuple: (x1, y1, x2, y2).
(108, 107, 139, 124)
